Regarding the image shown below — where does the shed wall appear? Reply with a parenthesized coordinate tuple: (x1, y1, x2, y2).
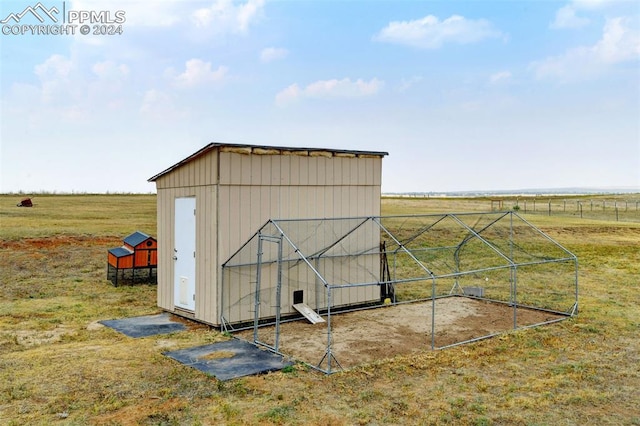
(155, 147, 383, 326)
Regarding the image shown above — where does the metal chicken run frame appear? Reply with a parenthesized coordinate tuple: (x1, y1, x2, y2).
(220, 211, 578, 375)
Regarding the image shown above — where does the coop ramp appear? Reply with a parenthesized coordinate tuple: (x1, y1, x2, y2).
(293, 303, 325, 324)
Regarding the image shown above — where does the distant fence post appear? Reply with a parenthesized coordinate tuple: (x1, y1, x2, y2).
(616, 207, 619, 222)
(579, 202, 583, 219)
(548, 200, 551, 216)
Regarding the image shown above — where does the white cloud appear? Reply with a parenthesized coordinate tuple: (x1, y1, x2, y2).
(172, 59, 228, 87)
(490, 71, 512, 84)
(192, 0, 264, 32)
(398, 76, 423, 92)
(92, 61, 130, 80)
(593, 17, 640, 63)
(275, 78, 383, 106)
(374, 14, 503, 49)
(551, 5, 590, 29)
(34, 54, 73, 79)
(139, 89, 185, 119)
(275, 84, 301, 106)
(260, 47, 289, 63)
(34, 54, 74, 103)
(532, 17, 640, 80)
(571, 0, 611, 10)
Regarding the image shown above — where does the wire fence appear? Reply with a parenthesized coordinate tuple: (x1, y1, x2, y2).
(383, 195, 640, 223)
(499, 198, 640, 223)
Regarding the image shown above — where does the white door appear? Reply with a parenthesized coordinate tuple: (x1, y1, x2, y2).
(174, 197, 196, 311)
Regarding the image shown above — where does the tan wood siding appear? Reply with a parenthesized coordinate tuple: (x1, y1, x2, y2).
(156, 147, 384, 326)
(155, 151, 218, 189)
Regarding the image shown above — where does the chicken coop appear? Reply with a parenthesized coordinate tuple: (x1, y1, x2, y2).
(107, 231, 158, 286)
(148, 143, 387, 325)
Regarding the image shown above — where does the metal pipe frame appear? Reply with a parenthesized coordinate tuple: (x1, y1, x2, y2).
(221, 212, 578, 374)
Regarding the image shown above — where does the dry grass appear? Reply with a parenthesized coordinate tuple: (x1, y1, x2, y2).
(1, 194, 639, 425)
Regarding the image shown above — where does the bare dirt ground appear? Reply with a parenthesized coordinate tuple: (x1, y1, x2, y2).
(237, 297, 564, 370)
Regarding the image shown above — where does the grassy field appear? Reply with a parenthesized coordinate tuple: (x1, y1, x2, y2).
(1, 194, 639, 425)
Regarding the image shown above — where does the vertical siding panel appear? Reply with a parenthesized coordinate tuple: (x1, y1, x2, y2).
(367, 158, 375, 187)
(196, 187, 205, 318)
(211, 150, 219, 185)
(307, 156, 317, 186)
(288, 187, 298, 218)
(277, 185, 288, 220)
(220, 152, 231, 184)
(270, 185, 280, 219)
(348, 158, 355, 185)
(297, 187, 308, 218)
(322, 156, 332, 186)
(229, 153, 242, 184)
(319, 157, 328, 186)
(240, 154, 252, 185)
(332, 187, 339, 218)
(190, 161, 197, 187)
(358, 158, 366, 185)
(279, 155, 290, 185)
(298, 156, 309, 185)
(239, 186, 252, 251)
(211, 185, 219, 324)
(201, 185, 213, 324)
(198, 156, 206, 185)
(162, 188, 173, 310)
(270, 155, 281, 186)
(322, 186, 333, 219)
(258, 155, 269, 185)
(219, 185, 232, 265)
(333, 157, 343, 185)
(341, 185, 350, 217)
(157, 189, 171, 310)
(251, 185, 262, 233)
(252, 154, 263, 185)
(358, 185, 366, 216)
(342, 158, 351, 185)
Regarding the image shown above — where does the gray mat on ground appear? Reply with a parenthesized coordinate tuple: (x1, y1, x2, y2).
(164, 339, 293, 381)
(100, 313, 186, 338)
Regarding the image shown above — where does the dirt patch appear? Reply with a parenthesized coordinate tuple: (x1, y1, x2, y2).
(0, 235, 120, 250)
(237, 297, 564, 369)
(92, 397, 188, 425)
(198, 350, 236, 360)
(14, 325, 74, 347)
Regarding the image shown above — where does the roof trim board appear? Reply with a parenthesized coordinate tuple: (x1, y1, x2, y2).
(148, 142, 389, 182)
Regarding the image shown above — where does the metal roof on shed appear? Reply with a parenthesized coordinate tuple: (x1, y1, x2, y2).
(124, 231, 154, 247)
(108, 247, 133, 258)
(148, 142, 389, 182)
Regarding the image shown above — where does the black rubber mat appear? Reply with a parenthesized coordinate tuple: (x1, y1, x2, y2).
(100, 313, 187, 338)
(164, 339, 293, 381)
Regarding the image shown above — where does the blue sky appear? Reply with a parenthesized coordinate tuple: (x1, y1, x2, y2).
(1, 0, 638, 193)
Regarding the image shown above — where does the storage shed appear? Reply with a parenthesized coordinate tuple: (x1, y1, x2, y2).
(148, 143, 387, 327)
